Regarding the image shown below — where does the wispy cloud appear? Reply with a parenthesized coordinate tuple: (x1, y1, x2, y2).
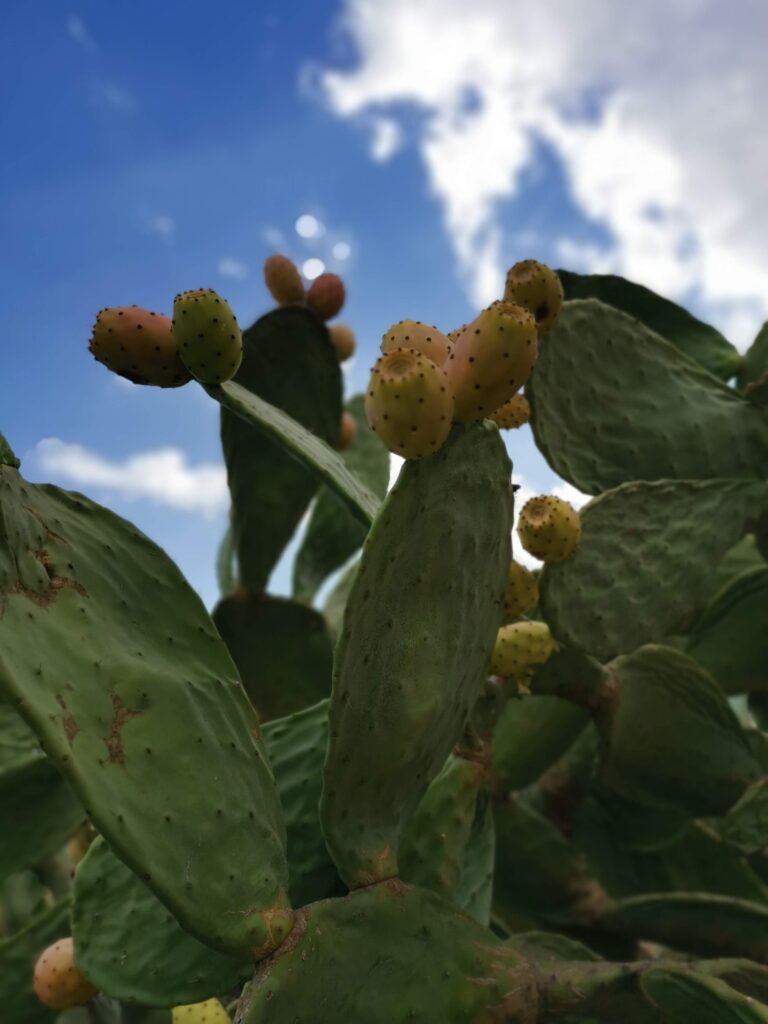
(35, 439, 228, 519)
(144, 213, 176, 245)
(90, 81, 137, 112)
(369, 116, 402, 162)
(67, 14, 97, 52)
(218, 257, 249, 280)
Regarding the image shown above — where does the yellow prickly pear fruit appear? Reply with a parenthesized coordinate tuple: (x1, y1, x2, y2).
(67, 824, 96, 867)
(172, 999, 229, 1023)
(336, 410, 358, 451)
(89, 306, 191, 388)
(33, 938, 98, 1010)
(365, 347, 454, 460)
(329, 322, 356, 362)
(490, 394, 530, 430)
(445, 301, 538, 423)
(503, 561, 539, 621)
(517, 495, 581, 563)
(503, 260, 563, 333)
(264, 254, 305, 305)
(306, 272, 345, 320)
(490, 621, 556, 678)
(380, 320, 451, 367)
(173, 289, 242, 385)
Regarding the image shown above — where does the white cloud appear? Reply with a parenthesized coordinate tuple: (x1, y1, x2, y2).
(218, 257, 248, 280)
(91, 82, 137, 112)
(35, 440, 227, 519)
(144, 213, 176, 245)
(317, 0, 768, 347)
(67, 14, 96, 51)
(369, 116, 402, 162)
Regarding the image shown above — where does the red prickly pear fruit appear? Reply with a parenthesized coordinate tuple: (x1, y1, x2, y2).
(88, 307, 191, 388)
(517, 495, 581, 563)
(503, 260, 563, 333)
(490, 620, 556, 679)
(33, 938, 98, 1010)
(306, 273, 345, 321)
(380, 320, 451, 367)
(172, 999, 229, 1023)
(172, 289, 242, 385)
(329, 323, 356, 362)
(503, 561, 539, 622)
(445, 301, 538, 423)
(490, 393, 530, 429)
(336, 410, 358, 451)
(264, 254, 305, 305)
(365, 347, 454, 460)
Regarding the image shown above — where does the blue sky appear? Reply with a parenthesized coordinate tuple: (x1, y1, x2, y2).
(3, 1, 766, 607)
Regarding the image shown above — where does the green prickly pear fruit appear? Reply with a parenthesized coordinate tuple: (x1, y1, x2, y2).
(364, 347, 454, 459)
(306, 272, 345, 321)
(33, 938, 98, 1010)
(172, 288, 243, 384)
(490, 393, 530, 430)
(517, 495, 582, 563)
(503, 259, 564, 332)
(503, 560, 539, 621)
(381, 320, 451, 367)
(336, 410, 358, 451)
(88, 306, 191, 388)
(264, 254, 305, 305)
(445, 301, 538, 422)
(490, 620, 556, 679)
(329, 322, 356, 362)
(172, 999, 229, 1023)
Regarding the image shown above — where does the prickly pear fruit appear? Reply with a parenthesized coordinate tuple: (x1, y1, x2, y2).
(33, 937, 98, 1010)
(172, 999, 229, 1023)
(336, 410, 358, 451)
(503, 259, 563, 332)
(89, 307, 191, 388)
(264, 254, 305, 305)
(445, 302, 538, 422)
(67, 824, 96, 867)
(364, 348, 454, 459)
(381, 320, 451, 367)
(503, 561, 539, 621)
(517, 495, 582, 563)
(490, 394, 530, 430)
(329, 322, 356, 362)
(172, 289, 243, 384)
(306, 272, 345, 321)
(490, 621, 556, 679)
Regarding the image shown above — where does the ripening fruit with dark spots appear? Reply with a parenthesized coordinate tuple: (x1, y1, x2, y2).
(33, 938, 98, 1010)
(264, 254, 305, 305)
(381, 320, 451, 367)
(503, 260, 563, 333)
(365, 347, 454, 460)
(517, 495, 581, 563)
(172, 999, 230, 1023)
(490, 393, 530, 430)
(329, 323, 356, 362)
(445, 301, 538, 422)
(336, 411, 358, 451)
(89, 306, 191, 388)
(490, 621, 556, 678)
(503, 560, 539, 621)
(173, 289, 242, 385)
(306, 273, 345, 321)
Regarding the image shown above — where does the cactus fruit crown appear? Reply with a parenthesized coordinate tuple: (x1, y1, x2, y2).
(172, 288, 243, 385)
(517, 495, 582, 564)
(33, 938, 98, 1010)
(381, 320, 451, 367)
(503, 259, 564, 333)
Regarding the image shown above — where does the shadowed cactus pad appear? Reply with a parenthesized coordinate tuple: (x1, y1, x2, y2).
(518, 494, 581, 563)
(263, 254, 304, 305)
(504, 260, 564, 333)
(490, 621, 557, 680)
(503, 560, 539, 621)
(490, 393, 531, 429)
(33, 938, 98, 1010)
(381, 319, 451, 366)
(89, 307, 191, 388)
(173, 288, 242, 384)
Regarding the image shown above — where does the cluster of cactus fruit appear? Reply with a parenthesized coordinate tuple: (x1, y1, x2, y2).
(3, 246, 768, 1023)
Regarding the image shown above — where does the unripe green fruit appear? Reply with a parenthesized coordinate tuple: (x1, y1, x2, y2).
(173, 289, 243, 384)
(503, 260, 563, 333)
(365, 347, 454, 460)
(264, 254, 305, 304)
(172, 999, 229, 1024)
(517, 495, 581, 563)
(445, 301, 538, 422)
(306, 272, 345, 320)
(490, 621, 556, 678)
(33, 938, 98, 1010)
(503, 560, 539, 621)
(336, 410, 358, 451)
(490, 393, 530, 430)
(329, 322, 356, 362)
(89, 306, 191, 388)
(381, 320, 451, 367)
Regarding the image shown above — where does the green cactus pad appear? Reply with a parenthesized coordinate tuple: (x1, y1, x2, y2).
(527, 300, 768, 491)
(262, 700, 343, 908)
(599, 646, 759, 816)
(641, 967, 768, 1023)
(687, 568, 768, 694)
(212, 592, 333, 722)
(557, 269, 742, 380)
(0, 467, 291, 958)
(492, 695, 589, 791)
(72, 838, 250, 1007)
(711, 535, 766, 596)
(506, 930, 602, 963)
(540, 479, 768, 661)
(712, 778, 768, 858)
(0, 704, 83, 877)
(236, 881, 536, 1024)
(0, 898, 71, 1024)
(321, 423, 513, 887)
(454, 791, 495, 925)
(292, 395, 389, 602)
(214, 525, 236, 594)
(0, 432, 19, 469)
(321, 559, 358, 637)
(218, 307, 344, 591)
(739, 322, 768, 390)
